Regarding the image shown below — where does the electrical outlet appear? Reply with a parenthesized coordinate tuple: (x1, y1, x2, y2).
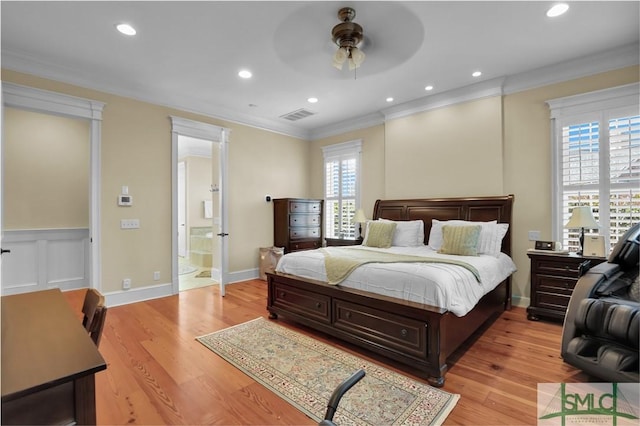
(528, 230, 541, 241)
(120, 219, 140, 229)
(122, 278, 131, 289)
(153, 271, 160, 281)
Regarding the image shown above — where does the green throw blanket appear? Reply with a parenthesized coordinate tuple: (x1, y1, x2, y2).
(320, 247, 481, 285)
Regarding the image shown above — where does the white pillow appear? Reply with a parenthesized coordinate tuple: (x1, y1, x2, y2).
(428, 219, 507, 256)
(379, 219, 424, 246)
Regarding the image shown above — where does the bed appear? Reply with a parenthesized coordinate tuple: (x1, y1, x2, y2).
(266, 195, 515, 386)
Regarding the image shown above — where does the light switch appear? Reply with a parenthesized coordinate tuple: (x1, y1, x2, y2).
(121, 219, 140, 229)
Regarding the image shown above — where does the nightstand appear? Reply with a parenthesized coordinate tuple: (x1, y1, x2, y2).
(325, 238, 362, 247)
(527, 251, 606, 322)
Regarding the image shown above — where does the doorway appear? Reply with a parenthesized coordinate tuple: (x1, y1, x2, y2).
(171, 117, 229, 296)
(1, 84, 104, 295)
(177, 136, 220, 291)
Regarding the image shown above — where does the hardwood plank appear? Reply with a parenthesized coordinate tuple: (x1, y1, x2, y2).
(62, 280, 593, 425)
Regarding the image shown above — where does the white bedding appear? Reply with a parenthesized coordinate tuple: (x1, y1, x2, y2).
(275, 245, 517, 317)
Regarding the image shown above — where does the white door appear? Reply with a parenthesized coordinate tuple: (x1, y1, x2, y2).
(177, 161, 187, 257)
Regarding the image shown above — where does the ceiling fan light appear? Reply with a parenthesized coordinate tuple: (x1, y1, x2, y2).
(350, 47, 365, 67)
(333, 47, 348, 69)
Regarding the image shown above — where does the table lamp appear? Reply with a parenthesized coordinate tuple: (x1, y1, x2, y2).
(352, 209, 367, 238)
(565, 206, 599, 255)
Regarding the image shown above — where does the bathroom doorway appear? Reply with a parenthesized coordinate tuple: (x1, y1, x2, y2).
(177, 135, 221, 291)
(171, 116, 229, 296)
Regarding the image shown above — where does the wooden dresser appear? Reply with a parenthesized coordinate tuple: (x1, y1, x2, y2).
(527, 251, 606, 321)
(273, 198, 323, 253)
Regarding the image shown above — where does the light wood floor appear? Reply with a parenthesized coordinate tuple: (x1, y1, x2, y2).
(63, 280, 592, 425)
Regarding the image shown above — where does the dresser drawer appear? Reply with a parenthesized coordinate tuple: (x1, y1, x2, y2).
(290, 227, 321, 240)
(290, 201, 322, 213)
(334, 300, 427, 359)
(290, 240, 321, 251)
(271, 282, 330, 324)
(289, 214, 321, 227)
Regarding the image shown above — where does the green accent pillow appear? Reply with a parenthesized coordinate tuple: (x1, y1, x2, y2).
(362, 221, 397, 248)
(438, 225, 481, 256)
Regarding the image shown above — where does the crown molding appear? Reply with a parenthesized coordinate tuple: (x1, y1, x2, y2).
(2, 50, 311, 141)
(4, 43, 638, 142)
(503, 43, 639, 95)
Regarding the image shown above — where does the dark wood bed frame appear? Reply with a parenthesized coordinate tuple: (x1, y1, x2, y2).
(266, 195, 514, 386)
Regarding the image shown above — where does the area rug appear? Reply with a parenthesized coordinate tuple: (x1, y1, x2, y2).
(196, 317, 459, 425)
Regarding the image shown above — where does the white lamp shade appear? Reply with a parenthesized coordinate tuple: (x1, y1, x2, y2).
(565, 206, 599, 229)
(352, 208, 367, 223)
(348, 47, 365, 70)
(332, 47, 348, 69)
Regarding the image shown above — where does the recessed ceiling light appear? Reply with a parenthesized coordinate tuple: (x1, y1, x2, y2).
(386, 97, 394, 103)
(425, 85, 434, 91)
(238, 70, 252, 79)
(472, 71, 482, 77)
(547, 3, 569, 18)
(307, 97, 318, 103)
(116, 23, 136, 36)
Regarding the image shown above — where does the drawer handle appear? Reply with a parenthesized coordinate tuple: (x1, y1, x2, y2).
(346, 312, 352, 319)
(280, 292, 286, 298)
(400, 329, 408, 338)
(315, 302, 322, 309)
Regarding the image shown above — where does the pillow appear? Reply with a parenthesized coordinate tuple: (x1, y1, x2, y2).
(362, 221, 397, 248)
(379, 219, 424, 246)
(438, 225, 481, 256)
(428, 219, 506, 256)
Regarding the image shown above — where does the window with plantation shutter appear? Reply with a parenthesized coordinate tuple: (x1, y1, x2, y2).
(549, 84, 640, 254)
(322, 140, 362, 239)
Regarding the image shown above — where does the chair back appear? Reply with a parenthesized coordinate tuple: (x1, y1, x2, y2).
(82, 289, 108, 347)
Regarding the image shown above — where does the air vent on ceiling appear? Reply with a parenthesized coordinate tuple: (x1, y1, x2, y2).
(279, 108, 315, 121)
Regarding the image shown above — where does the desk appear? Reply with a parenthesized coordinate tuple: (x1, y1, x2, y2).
(1, 289, 107, 425)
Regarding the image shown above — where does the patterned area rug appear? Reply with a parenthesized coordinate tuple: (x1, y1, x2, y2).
(196, 317, 459, 425)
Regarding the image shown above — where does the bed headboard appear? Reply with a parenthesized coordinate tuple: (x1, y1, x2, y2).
(372, 195, 514, 256)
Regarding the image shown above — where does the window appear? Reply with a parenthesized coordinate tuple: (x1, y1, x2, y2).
(549, 84, 640, 253)
(322, 140, 362, 239)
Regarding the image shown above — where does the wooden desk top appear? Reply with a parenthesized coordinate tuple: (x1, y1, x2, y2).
(1, 289, 107, 402)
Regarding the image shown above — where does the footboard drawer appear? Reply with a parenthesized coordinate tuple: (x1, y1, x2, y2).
(271, 283, 330, 324)
(333, 300, 427, 359)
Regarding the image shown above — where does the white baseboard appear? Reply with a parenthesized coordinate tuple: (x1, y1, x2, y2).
(104, 282, 173, 307)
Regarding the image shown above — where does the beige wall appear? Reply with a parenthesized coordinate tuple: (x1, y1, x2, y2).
(385, 96, 504, 198)
(4, 65, 638, 303)
(2, 69, 309, 293)
(4, 107, 89, 229)
(503, 66, 640, 304)
(310, 66, 639, 306)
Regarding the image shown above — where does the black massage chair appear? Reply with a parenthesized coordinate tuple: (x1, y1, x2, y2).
(561, 223, 639, 382)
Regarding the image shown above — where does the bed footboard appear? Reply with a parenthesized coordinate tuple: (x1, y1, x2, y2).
(266, 271, 508, 386)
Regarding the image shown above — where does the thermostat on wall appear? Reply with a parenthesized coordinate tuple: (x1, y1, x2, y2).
(118, 194, 133, 206)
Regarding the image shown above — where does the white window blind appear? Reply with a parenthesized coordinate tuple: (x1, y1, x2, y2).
(322, 140, 362, 239)
(549, 84, 640, 254)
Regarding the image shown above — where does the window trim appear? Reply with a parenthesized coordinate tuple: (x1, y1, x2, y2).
(322, 139, 362, 239)
(547, 83, 640, 245)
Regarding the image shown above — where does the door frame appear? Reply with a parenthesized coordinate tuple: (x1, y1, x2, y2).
(170, 116, 230, 296)
(2, 83, 104, 292)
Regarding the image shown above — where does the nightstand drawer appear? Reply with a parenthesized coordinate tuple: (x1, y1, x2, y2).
(536, 275, 577, 294)
(536, 291, 571, 312)
(532, 258, 581, 278)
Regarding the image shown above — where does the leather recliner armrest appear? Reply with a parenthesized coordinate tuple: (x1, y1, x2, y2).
(561, 262, 621, 357)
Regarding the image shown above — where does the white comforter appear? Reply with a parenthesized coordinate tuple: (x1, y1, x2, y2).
(275, 245, 517, 317)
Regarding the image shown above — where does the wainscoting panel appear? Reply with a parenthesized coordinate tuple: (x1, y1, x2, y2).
(1, 229, 90, 295)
